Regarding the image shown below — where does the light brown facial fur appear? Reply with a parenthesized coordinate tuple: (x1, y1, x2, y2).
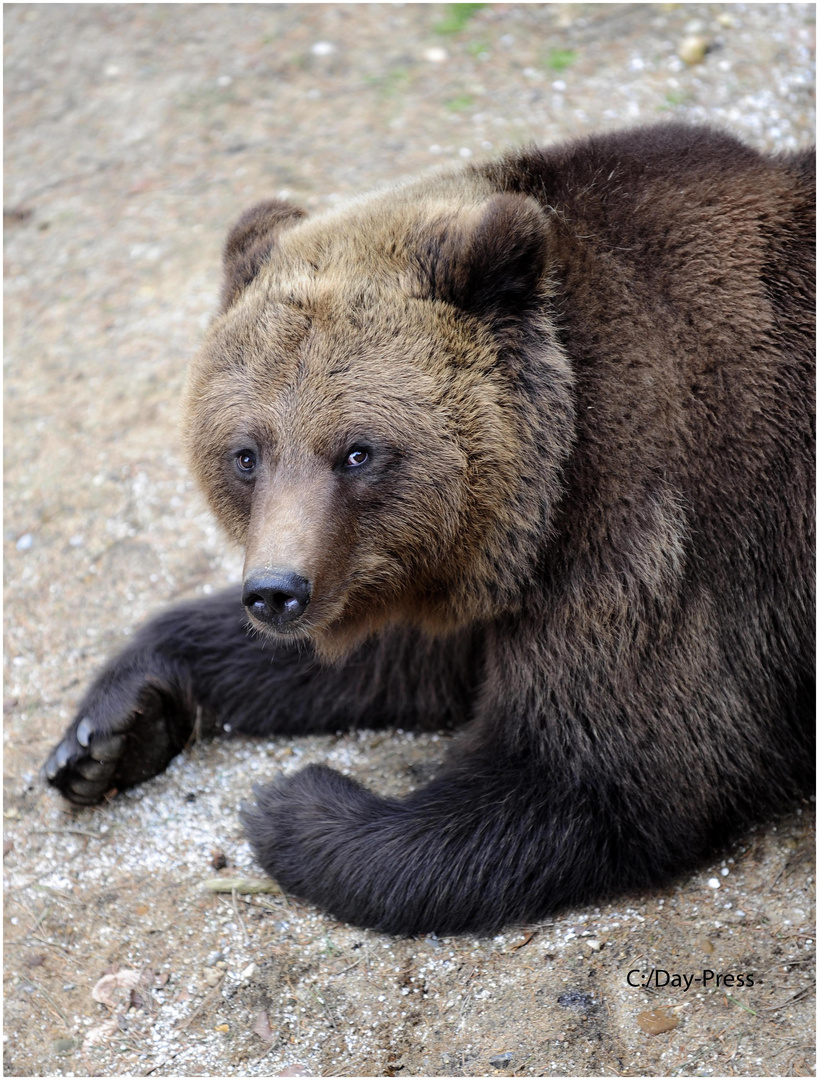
(185, 188, 575, 659)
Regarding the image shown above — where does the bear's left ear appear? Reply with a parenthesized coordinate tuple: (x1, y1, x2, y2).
(221, 200, 307, 310)
(414, 193, 551, 321)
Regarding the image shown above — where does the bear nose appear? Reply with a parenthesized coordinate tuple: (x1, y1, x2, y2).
(242, 571, 312, 626)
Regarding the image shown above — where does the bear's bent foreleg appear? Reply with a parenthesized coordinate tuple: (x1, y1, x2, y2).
(45, 588, 479, 805)
(44, 588, 249, 803)
(241, 745, 659, 936)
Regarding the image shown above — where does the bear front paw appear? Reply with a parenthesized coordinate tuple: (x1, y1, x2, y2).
(241, 765, 381, 904)
(42, 715, 129, 805)
(43, 677, 190, 805)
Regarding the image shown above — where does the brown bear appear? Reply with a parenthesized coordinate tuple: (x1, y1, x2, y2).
(45, 124, 815, 936)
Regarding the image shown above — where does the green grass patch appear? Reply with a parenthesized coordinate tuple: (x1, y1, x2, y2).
(466, 39, 491, 58)
(365, 68, 410, 99)
(434, 3, 486, 35)
(660, 88, 688, 108)
(544, 48, 577, 72)
(446, 93, 475, 111)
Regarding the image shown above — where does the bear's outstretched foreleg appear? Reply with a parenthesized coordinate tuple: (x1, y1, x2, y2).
(241, 743, 638, 936)
(44, 587, 478, 805)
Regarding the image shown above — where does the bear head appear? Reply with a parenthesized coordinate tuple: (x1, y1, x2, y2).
(184, 183, 575, 660)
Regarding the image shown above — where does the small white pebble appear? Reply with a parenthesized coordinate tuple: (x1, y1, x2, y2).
(423, 47, 448, 63)
(552, 79, 567, 92)
(720, 867, 730, 876)
(216, 75, 233, 87)
(311, 42, 336, 56)
(15, 534, 33, 551)
(707, 877, 721, 889)
(459, 147, 472, 158)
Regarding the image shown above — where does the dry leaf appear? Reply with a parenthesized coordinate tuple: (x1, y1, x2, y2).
(252, 1009, 275, 1042)
(92, 969, 150, 1009)
(637, 1008, 679, 1035)
(83, 1015, 120, 1049)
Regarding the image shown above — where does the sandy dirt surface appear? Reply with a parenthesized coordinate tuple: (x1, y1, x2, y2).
(4, 4, 815, 1077)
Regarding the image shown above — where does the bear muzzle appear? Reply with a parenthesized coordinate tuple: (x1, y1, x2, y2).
(242, 570, 312, 627)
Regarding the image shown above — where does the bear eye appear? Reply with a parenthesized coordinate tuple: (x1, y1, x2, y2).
(343, 447, 370, 469)
(235, 449, 257, 474)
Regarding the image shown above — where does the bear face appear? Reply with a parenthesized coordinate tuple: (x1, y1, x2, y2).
(185, 192, 575, 659)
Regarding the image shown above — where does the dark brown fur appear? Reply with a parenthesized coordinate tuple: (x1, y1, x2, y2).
(45, 125, 815, 935)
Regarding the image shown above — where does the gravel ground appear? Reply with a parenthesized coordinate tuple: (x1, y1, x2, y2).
(4, 4, 815, 1077)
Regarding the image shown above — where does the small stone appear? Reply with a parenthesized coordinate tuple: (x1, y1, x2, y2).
(202, 967, 223, 987)
(53, 1038, 76, 1055)
(637, 1008, 679, 1035)
(423, 47, 448, 63)
(15, 533, 33, 551)
(557, 990, 595, 1010)
(240, 962, 257, 983)
(697, 936, 715, 954)
(488, 1051, 513, 1068)
(678, 36, 708, 65)
(311, 41, 335, 56)
(707, 877, 721, 889)
(720, 866, 730, 876)
(205, 951, 224, 966)
(214, 1022, 230, 1033)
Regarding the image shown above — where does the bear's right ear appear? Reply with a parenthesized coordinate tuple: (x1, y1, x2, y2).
(220, 200, 307, 310)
